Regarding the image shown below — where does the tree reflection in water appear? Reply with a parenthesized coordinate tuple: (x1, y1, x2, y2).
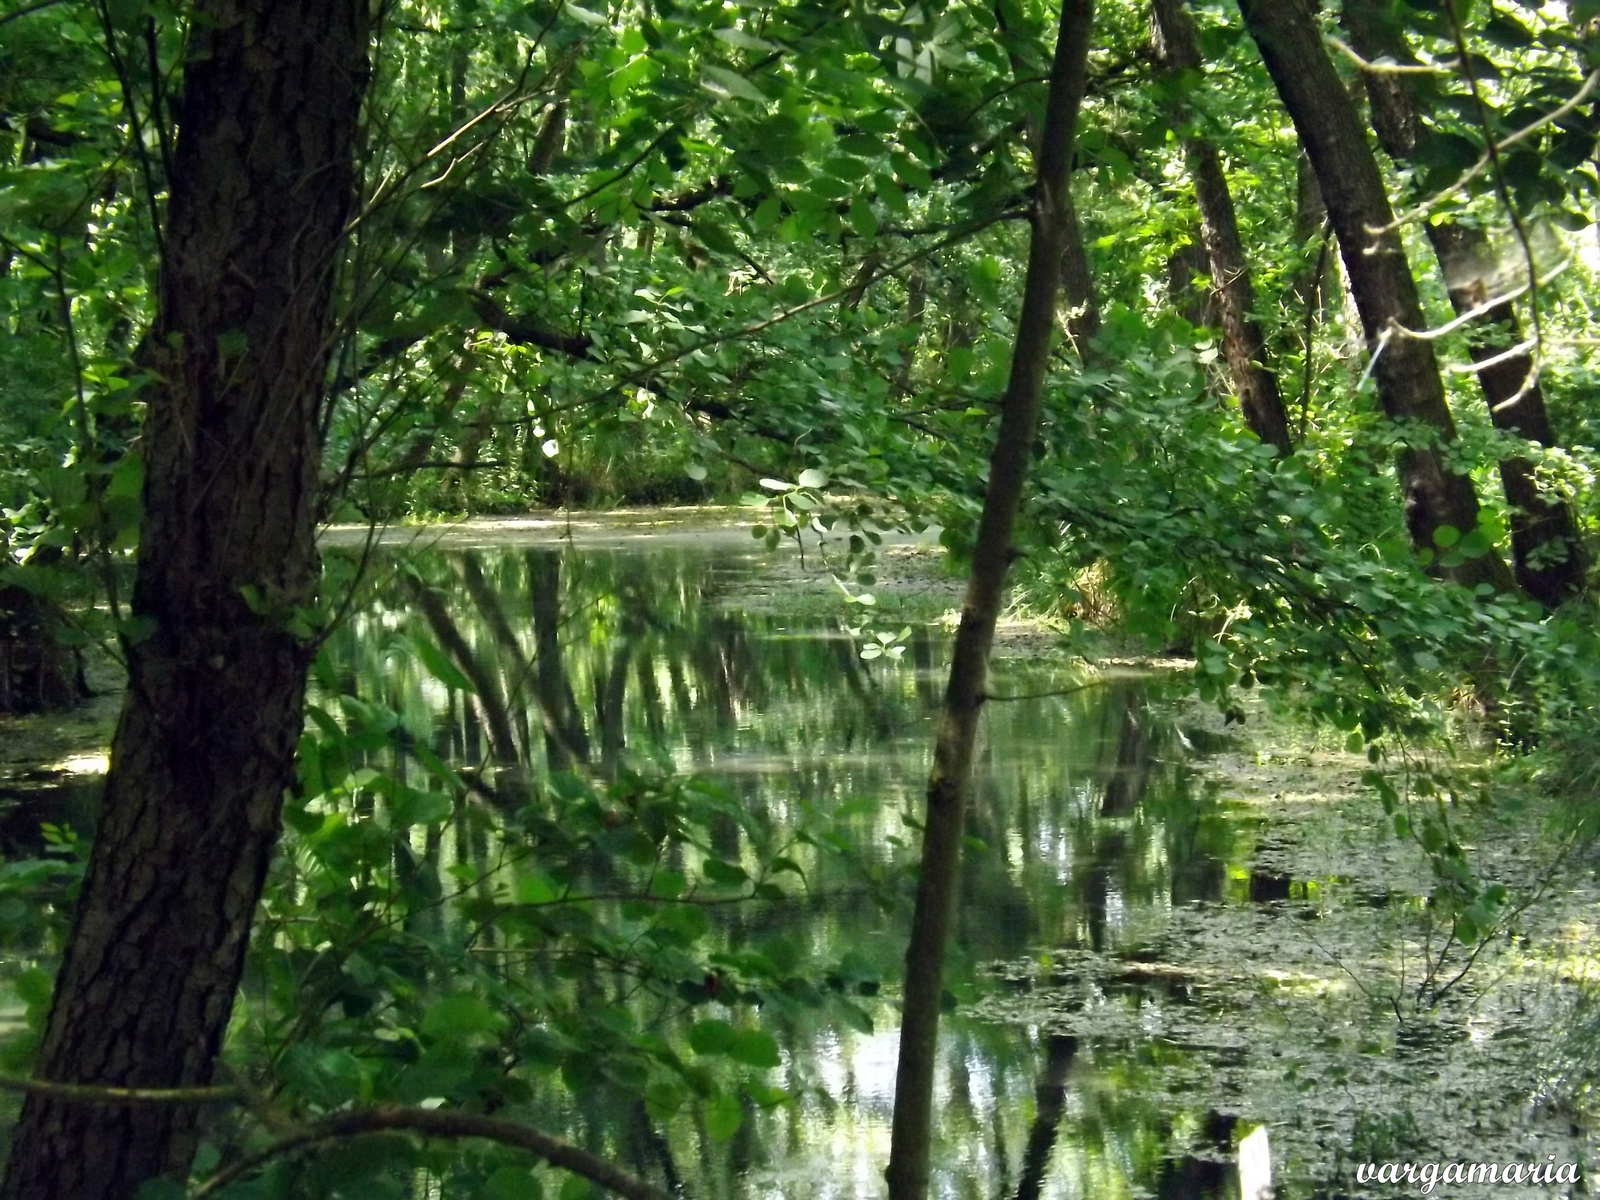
(318, 539, 1261, 1198)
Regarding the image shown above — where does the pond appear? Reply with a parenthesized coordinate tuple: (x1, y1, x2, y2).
(309, 515, 1599, 1199)
(2, 514, 1595, 1199)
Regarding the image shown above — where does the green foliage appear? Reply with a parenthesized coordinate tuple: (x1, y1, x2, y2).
(202, 662, 888, 1193)
(4, 0, 1600, 1188)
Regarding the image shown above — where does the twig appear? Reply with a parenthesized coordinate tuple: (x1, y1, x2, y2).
(1325, 35, 1457, 75)
(981, 680, 1106, 703)
(0, 1075, 242, 1106)
(0, 0, 68, 29)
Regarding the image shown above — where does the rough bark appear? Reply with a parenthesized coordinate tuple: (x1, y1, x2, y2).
(884, 4, 1094, 1198)
(0, 3, 370, 1197)
(1236, 0, 1511, 591)
(1341, 0, 1585, 605)
(1152, 0, 1293, 454)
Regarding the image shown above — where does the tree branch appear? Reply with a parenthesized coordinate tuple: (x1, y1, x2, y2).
(191, 1105, 673, 1200)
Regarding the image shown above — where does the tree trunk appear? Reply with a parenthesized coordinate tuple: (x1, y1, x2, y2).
(884, 4, 1094, 1198)
(1152, 0, 1293, 455)
(1341, 0, 1586, 606)
(1236, 0, 1512, 590)
(0, 3, 370, 1197)
(1058, 188, 1101, 358)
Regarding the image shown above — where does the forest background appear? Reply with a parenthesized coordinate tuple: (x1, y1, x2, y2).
(2, 0, 1600, 1196)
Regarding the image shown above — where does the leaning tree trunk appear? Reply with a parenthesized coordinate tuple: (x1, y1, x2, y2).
(1152, 0, 1292, 455)
(884, 4, 1094, 1198)
(1341, 0, 1586, 606)
(1236, 0, 1512, 591)
(0, 4, 370, 1198)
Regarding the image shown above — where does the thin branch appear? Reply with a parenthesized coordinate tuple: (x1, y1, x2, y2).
(1376, 69, 1600, 235)
(1390, 257, 1570, 343)
(589, 211, 1015, 406)
(1444, 336, 1537, 376)
(981, 680, 1107, 703)
(0, 1075, 242, 1106)
(191, 1105, 673, 1200)
(1325, 35, 1457, 75)
(0, 0, 69, 29)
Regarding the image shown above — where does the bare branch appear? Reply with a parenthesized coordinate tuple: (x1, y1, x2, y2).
(191, 1105, 673, 1200)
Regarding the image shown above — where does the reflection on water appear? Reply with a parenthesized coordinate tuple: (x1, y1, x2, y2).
(323, 540, 1266, 1198)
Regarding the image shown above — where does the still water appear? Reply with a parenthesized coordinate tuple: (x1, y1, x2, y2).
(317, 520, 1278, 1200)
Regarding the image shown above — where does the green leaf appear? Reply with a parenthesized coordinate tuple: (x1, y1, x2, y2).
(694, 220, 738, 256)
(517, 871, 560, 904)
(689, 1018, 737, 1055)
(649, 869, 687, 899)
(847, 198, 879, 239)
(486, 1166, 543, 1200)
(703, 858, 748, 887)
(705, 1090, 744, 1141)
(646, 1076, 687, 1121)
(835, 998, 874, 1034)
(728, 1028, 781, 1068)
(1431, 524, 1461, 549)
(412, 635, 475, 693)
(702, 66, 768, 103)
(421, 994, 507, 1039)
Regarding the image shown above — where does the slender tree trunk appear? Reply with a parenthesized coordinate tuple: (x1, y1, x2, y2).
(0, 4, 370, 1197)
(1058, 189, 1101, 358)
(884, 4, 1094, 1197)
(1152, 0, 1293, 454)
(1341, 0, 1585, 606)
(1236, 0, 1512, 591)
(894, 266, 928, 394)
(1288, 151, 1332, 435)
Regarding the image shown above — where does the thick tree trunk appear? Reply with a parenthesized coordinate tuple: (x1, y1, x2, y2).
(1152, 0, 1293, 455)
(1236, 0, 1511, 591)
(884, 4, 1094, 1198)
(1, 3, 370, 1198)
(1341, 0, 1586, 606)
